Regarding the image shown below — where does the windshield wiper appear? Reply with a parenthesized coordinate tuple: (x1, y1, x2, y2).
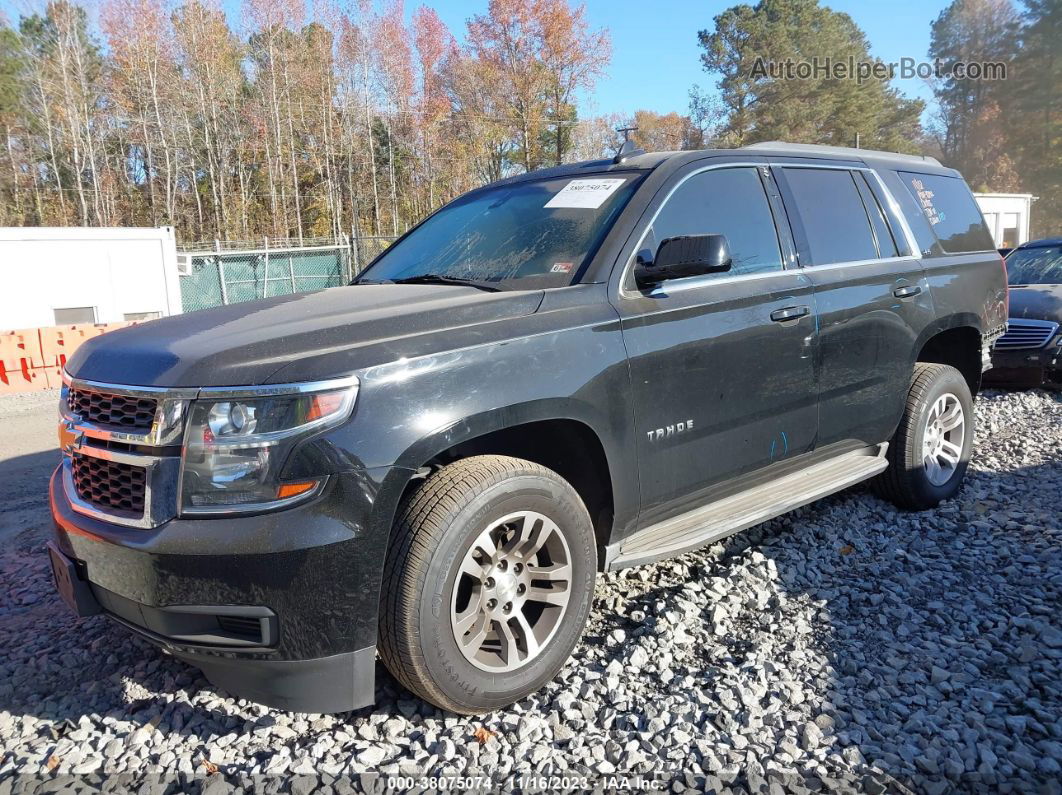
(392, 274, 507, 292)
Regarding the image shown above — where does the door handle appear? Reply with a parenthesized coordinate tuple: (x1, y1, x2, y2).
(893, 285, 922, 299)
(770, 305, 810, 322)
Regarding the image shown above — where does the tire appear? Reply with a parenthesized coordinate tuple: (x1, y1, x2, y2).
(873, 362, 975, 510)
(378, 455, 597, 714)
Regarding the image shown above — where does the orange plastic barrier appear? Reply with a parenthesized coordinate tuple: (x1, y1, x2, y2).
(0, 328, 45, 372)
(0, 363, 53, 394)
(40, 325, 103, 373)
(1, 322, 136, 394)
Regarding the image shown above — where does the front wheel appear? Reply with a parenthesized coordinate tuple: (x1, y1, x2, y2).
(378, 455, 597, 714)
(874, 362, 975, 510)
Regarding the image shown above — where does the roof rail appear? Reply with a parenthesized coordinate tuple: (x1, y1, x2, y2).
(742, 141, 942, 167)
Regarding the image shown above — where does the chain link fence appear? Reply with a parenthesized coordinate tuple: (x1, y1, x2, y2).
(178, 236, 397, 313)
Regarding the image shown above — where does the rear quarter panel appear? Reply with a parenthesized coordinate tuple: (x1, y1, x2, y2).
(919, 252, 1008, 345)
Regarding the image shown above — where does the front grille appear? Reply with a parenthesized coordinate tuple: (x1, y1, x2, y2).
(994, 319, 1059, 350)
(68, 388, 157, 431)
(72, 454, 147, 514)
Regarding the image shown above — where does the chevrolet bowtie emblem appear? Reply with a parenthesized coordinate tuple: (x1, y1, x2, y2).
(58, 421, 84, 454)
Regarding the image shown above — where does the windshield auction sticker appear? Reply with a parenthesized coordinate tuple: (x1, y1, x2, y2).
(545, 178, 626, 209)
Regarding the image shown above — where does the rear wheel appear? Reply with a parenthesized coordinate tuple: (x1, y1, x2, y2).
(378, 455, 597, 714)
(874, 362, 974, 510)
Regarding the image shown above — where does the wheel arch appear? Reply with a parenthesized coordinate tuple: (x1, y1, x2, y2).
(386, 401, 623, 565)
(913, 314, 985, 396)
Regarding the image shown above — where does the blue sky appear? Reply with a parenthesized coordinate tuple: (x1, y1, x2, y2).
(423, 0, 947, 118)
(2, 0, 949, 119)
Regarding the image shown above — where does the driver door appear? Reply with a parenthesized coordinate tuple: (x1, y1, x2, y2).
(612, 163, 819, 528)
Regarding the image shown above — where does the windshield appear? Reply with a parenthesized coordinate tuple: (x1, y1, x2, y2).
(1006, 245, 1062, 285)
(357, 173, 641, 289)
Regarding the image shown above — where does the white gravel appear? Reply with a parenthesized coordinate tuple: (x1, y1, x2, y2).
(0, 390, 1060, 792)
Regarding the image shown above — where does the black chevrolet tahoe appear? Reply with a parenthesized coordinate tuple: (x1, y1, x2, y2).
(49, 142, 1008, 715)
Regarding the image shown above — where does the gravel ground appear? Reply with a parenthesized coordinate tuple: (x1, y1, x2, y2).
(0, 389, 1060, 793)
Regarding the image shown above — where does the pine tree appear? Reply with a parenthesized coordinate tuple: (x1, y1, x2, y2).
(698, 0, 925, 151)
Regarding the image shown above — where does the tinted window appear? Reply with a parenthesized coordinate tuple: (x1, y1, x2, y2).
(360, 174, 641, 289)
(898, 171, 995, 253)
(880, 169, 942, 256)
(854, 172, 899, 258)
(784, 169, 878, 265)
(643, 167, 783, 277)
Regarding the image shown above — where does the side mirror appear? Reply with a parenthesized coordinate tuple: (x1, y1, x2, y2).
(634, 234, 732, 289)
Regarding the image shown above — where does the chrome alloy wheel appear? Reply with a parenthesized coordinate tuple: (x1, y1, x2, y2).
(922, 392, 965, 486)
(450, 511, 573, 672)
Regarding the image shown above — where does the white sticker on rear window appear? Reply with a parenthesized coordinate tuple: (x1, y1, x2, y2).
(544, 178, 626, 209)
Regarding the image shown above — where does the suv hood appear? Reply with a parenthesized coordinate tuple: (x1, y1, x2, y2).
(1008, 284, 1062, 323)
(66, 284, 544, 387)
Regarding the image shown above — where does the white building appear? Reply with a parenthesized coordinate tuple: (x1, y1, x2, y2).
(0, 227, 181, 329)
(974, 193, 1036, 250)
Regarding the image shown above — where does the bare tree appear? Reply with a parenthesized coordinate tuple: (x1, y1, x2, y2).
(0, 0, 625, 243)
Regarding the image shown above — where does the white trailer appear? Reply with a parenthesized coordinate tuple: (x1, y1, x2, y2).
(0, 226, 181, 328)
(974, 193, 1035, 249)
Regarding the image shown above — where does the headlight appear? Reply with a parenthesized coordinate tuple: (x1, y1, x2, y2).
(180, 377, 358, 513)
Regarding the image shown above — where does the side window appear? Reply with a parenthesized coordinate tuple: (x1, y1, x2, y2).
(897, 171, 995, 253)
(879, 169, 942, 256)
(643, 167, 783, 277)
(854, 172, 899, 258)
(783, 168, 879, 265)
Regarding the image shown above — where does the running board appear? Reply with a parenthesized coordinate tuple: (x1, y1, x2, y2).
(605, 444, 888, 571)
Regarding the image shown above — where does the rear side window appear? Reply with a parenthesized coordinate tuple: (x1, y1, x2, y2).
(898, 172, 994, 254)
(879, 170, 941, 256)
(782, 168, 878, 265)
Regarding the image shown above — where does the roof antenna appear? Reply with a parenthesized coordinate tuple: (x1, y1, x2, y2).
(613, 126, 644, 164)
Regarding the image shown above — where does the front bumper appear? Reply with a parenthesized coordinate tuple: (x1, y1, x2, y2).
(49, 465, 404, 713)
(986, 347, 1062, 388)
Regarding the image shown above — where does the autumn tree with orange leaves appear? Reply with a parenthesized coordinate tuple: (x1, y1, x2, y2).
(0, 0, 616, 243)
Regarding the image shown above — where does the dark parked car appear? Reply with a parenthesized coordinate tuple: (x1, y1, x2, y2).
(985, 238, 1062, 388)
(49, 142, 1006, 714)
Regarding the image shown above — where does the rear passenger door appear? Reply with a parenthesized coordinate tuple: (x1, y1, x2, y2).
(613, 163, 818, 527)
(774, 164, 936, 449)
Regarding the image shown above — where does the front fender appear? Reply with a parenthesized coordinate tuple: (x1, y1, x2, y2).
(328, 312, 639, 541)
(392, 398, 615, 473)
